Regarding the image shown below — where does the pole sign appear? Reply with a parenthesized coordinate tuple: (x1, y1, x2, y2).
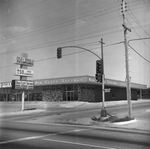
(16, 68, 34, 77)
(15, 56, 34, 66)
(12, 80, 34, 90)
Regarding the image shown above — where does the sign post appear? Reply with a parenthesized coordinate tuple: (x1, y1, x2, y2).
(20, 53, 27, 111)
(22, 91, 25, 111)
(12, 53, 34, 111)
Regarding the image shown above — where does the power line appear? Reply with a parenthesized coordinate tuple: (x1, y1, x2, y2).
(128, 44, 150, 63)
(0, 27, 123, 56)
(6, 11, 121, 48)
(128, 2, 149, 11)
(0, 14, 123, 54)
(2, 1, 145, 56)
(0, 41, 123, 69)
(2, 1, 148, 56)
(1, 3, 120, 44)
(1, 7, 119, 44)
(1, 1, 148, 47)
(126, 19, 150, 63)
(126, 18, 150, 49)
(0, 2, 76, 41)
(128, 8, 150, 37)
(2, 16, 148, 56)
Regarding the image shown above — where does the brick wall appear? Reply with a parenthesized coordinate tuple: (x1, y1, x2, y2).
(78, 85, 95, 102)
(42, 85, 63, 101)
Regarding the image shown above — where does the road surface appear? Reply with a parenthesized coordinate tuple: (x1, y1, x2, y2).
(0, 121, 150, 149)
(0, 101, 150, 149)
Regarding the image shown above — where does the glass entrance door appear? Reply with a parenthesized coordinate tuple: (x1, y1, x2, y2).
(66, 91, 74, 101)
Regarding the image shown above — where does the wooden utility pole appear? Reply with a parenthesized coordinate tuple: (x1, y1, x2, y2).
(121, 0, 132, 118)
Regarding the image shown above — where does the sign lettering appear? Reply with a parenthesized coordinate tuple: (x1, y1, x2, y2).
(16, 68, 34, 77)
(12, 80, 34, 90)
(16, 56, 34, 66)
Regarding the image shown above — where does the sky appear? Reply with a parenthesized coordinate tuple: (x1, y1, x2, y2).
(0, 0, 150, 87)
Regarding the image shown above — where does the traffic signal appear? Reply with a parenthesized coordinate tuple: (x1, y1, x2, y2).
(96, 59, 103, 74)
(57, 47, 62, 59)
(95, 73, 102, 82)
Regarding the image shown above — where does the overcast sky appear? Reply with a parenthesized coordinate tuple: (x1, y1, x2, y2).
(0, 0, 150, 87)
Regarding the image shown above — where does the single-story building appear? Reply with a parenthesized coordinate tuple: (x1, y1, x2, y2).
(0, 75, 147, 102)
(141, 88, 150, 99)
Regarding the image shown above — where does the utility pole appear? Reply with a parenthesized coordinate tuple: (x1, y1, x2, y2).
(99, 38, 107, 118)
(121, 0, 132, 118)
(100, 38, 105, 110)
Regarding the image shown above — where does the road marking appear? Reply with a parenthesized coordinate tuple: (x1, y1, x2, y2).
(0, 120, 140, 134)
(0, 128, 88, 145)
(43, 138, 116, 149)
(60, 128, 88, 134)
(0, 136, 43, 144)
(146, 109, 150, 112)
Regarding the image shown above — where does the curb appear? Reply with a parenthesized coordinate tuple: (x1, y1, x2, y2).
(0, 109, 45, 117)
(112, 119, 137, 125)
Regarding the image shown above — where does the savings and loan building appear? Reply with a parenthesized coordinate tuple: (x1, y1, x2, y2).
(0, 75, 147, 102)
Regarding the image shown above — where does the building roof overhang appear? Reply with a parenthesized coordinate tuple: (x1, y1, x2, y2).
(0, 75, 147, 89)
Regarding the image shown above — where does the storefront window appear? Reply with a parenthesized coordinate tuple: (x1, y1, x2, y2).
(67, 85, 73, 91)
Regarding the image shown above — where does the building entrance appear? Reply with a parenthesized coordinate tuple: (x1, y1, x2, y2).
(66, 91, 74, 101)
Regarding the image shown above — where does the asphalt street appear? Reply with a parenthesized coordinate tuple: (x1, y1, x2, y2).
(0, 101, 150, 149)
(0, 121, 150, 149)
(1, 101, 150, 124)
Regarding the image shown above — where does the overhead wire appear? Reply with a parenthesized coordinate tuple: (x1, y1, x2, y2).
(0, 1, 76, 42)
(126, 15, 150, 49)
(128, 44, 150, 63)
(0, 1, 130, 58)
(0, 1, 149, 65)
(0, 5, 123, 55)
(0, 41, 123, 68)
(126, 19, 150, 63)
(1, 0, 146, 49)
(0, 27, 123, 56)
(128, 8, 150, 37)
(0, 9, 123, 55)
(1, 2, 120, 44)
(126, 1, 150, 49)
(0, 0, 147, 45)
(5, 9, 121, 48)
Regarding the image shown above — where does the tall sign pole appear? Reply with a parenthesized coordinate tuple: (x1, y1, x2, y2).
(121, 0, 132, 118)
(20, 53, 28, 111)
(13, 53, 34, 111)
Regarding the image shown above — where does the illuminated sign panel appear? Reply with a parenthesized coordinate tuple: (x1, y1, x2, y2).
(16, 56, 34, 66)
(16, 68, 34, 77)
(12, 80, 34, 90)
